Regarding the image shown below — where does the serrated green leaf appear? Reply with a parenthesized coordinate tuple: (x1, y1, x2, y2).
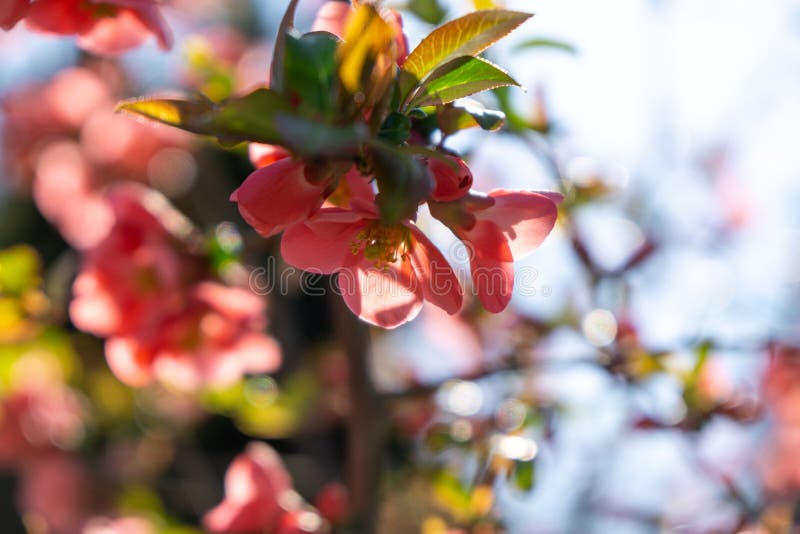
(284, 31, 339, 117)
(117, 89, 291, 146)
(515, 37, 577, 54)
(402, 9, 531, 91)
(274, 114, 367, 158)
(411, 55, 518, 107)
(408, 0, 447, 25)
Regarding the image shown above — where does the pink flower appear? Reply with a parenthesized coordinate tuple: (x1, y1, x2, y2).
(70, 184, 281, 390)
(231, 158, 329, 238)
(432, 190, 561, 313)
(1, 66, 191, 248)
(281, 194, 463, 328)
(23, 0, 171, 55)
(0, 385, 85, 468)
(17, 453, 90, 534)
(427, 156, 473, 202)
(104, 282, 281, 390)
(204, 442, 326, 534)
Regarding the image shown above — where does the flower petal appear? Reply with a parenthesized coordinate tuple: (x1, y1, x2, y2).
(481, 190, 560, 259)
(463, 220, 514, 313)
(281, 217, 366, 274)
(232, 159, 326, 237)
(337, 254, 423, 328)
(105, 337, 155, 387)
(407, 225, 463, 315)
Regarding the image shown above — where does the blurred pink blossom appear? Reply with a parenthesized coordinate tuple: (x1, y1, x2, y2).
(1, 66, 192, 248)
(15, 0, 171, 55)
(70, 184, 280, 390)
(204, 441, 327, 534)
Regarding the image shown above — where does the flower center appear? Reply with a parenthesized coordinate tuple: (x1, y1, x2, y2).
(351, 221, 411, 268)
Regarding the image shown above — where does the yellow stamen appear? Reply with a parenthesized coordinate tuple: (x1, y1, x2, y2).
(351, 221, 412, 268)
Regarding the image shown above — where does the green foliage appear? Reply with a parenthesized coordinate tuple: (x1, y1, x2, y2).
(408, 0, 448, 25)
(400, 9, 531, 104)
(368, 143, 433, 224)
(437, 100, 506, 135)
(515, 37, 577, 54)
(378, 111, 413, 144)
(0, 245, 40, 296)
(274, 114, 368, 158)
(283, 31, 340, 117)
(411, 56, 518, 107)
(118, 89, 291, 146)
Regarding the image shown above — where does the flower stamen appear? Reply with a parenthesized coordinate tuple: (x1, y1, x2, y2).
(350, 221, 411, 268)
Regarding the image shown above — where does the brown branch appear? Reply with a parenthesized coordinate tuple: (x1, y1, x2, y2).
(330, 295, 387, 533)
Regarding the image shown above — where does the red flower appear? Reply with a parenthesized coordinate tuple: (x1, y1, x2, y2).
(204, 442, 326, 534)
(22, 0, 171, 55)
(231, 158, 330, 238)
(432, 189, 561, 312)
(281, 192, 463, 329)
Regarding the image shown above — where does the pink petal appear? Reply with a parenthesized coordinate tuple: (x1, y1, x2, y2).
(76, 9, 152, 55)
(463, 220, 514, 313)
(323, 166, 376, 208)
(427, 156, 472, 202)
(311, 1, 352, 38)
(407, 225, 463, 315)
(480, 190, 559, 259)
(24, 0, 94, 35)
(196, 334, 282, 389)
(281, 216, 366, 274)
(337, 254, 423, 329)
(204, 442, 292, 534)
(194, 282, 266, 322)
(69, 272, 121, 336)
(105, 337, 155, 387)
(231, 159, 326, 237)
(0, 0, 28, 30)
(249, 143, 290, 169)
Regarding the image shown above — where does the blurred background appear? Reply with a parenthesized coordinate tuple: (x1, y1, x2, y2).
(1, 0, 799, 532)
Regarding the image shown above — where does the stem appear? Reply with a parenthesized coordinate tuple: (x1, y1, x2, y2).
(330, 294, 386, 533)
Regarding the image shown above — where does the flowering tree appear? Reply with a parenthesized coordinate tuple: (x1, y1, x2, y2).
(0, 0, 792, 533)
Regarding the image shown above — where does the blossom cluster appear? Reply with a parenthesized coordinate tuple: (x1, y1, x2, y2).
(70, 184, 281, 391)
(227, 2, 562, 328)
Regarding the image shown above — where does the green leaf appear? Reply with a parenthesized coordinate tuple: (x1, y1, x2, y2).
(437, 99, 505, 135)
(408, 0, 447, 25)
(0, 246, 40, 296)
(283, 31, 339, 116)
(515, 37, 577, 55)
(411, 55, 518, 107)
(274, 114, 367, 158)
(270, 0, 300, 94)
(512, 460, 535, 491)
(378, 111, 412, 144)
(402, 9, 532, 89)
(368, 142, 433, 223)
(117, 88, 291, 146)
